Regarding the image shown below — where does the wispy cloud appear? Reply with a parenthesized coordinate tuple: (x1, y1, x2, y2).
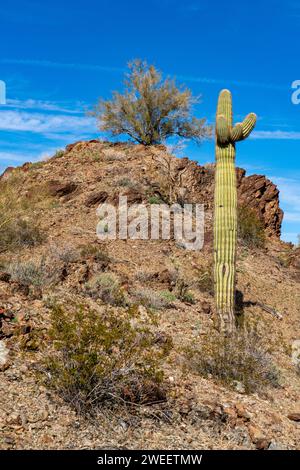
(5, 98, 85, 114)
(1, 58, 287, 91)
(177, 75, 286, 91)
(284, 212, 300, 222)
(239, 163, 269, 173)
(0, 58, 124, 74)
(0, 151, 31, 163)
(0, 110, 96, 136)
(271, 176, 300, 207)
(251, 130, 300, 140)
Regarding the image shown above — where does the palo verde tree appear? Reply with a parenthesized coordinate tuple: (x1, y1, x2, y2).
(91, 60, 211, 145)
(214, 89, 256, 334)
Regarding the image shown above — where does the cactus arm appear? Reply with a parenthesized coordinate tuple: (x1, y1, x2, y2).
(230, 123, 243, 142)
(231, 113, 257, 142)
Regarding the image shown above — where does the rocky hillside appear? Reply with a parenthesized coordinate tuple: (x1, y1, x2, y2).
(0, 140, 299, 450)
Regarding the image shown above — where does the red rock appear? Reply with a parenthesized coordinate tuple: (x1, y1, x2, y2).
(248, 424, 270, 449)
(287, 413, 300, 422)
(85, 191, 108, 207)
(48, 180, 78, 197)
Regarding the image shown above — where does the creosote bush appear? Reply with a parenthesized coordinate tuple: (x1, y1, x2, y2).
(238, 205, 265, 248)
(42, 302, 171, 413)
(185, 326, 280, 394)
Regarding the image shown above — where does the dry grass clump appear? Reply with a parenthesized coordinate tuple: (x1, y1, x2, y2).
(41, 302, 171, 414)
(5, 257, 61, 296)
(185, 326, 280, 394)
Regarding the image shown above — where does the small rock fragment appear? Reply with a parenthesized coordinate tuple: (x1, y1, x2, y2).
(287, 413, 300, 422)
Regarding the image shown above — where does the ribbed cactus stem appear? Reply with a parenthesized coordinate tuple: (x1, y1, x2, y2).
(214, 90, 256, 333)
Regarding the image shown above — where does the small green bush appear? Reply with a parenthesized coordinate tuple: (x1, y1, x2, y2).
(174, 277, 196, 303)
(84, 273, 126, 306)
(180, 290, 195, 304)
(53, 149, 65, 159)
(148, 195, 163, 205)
(238, 205, 265, 248)
(185, 327, 280, 394)
(134, 288, 174, 309)
(41, 302, 170, 413)
(159, 290, 177, 304)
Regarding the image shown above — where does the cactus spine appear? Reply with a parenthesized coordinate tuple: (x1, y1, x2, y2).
(214, 90, 256, 333)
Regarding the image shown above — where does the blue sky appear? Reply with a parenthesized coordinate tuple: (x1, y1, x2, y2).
(0, 0, 299, 244)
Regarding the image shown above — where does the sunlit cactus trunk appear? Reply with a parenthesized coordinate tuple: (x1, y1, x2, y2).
(214, 90, 256, 333)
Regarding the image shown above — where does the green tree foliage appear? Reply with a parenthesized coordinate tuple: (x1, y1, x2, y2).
(91, 60, 211, 145)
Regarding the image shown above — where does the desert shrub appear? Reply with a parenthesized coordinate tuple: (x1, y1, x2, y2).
(0, 218, 45, 252)
(84, 273, 126, 306)
(117, 177, 135, 188)
(90, 59, 211, 145)
(0, 175, 51, 253)
(3, 257, 62, 295)
(80, 244, 110, 265)
(41, 302, 171, 413)
(53, 149, 65, 159)
(134, 288, 174, 309)
(174, 277, 196, 303)
(148, 195, 163, 205)
(159, 290, 177, 304)
(7, 260, 46, 288)
(180, 290, 195, 304)
(134, 270, 156, 283)
(197, 266, 214, 294)
(238, 205, 265, 248)
(186, 327, 280, 394)
(49, 244, 79, 265)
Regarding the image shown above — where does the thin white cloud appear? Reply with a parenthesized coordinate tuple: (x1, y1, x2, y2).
(0, 151, 30, 163)
(239, 163, 269, 172)
(284, 212, 300, 222)
(0, 58, 124, 74)
(1, 58, 286, 91)
(271, 176, 300, 207)
(177, 75, 286, 91)
(0, 110, 96, 135)
(251, 130, 300, 140)
(5, 98, 85, 114)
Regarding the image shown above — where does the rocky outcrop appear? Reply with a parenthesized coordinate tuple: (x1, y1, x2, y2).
(0, 140, 284, 238)
(238, 172, 283, 238)
(160, 157, 283, 238)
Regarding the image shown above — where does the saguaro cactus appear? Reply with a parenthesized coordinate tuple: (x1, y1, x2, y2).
(214, 90, 256, 333)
